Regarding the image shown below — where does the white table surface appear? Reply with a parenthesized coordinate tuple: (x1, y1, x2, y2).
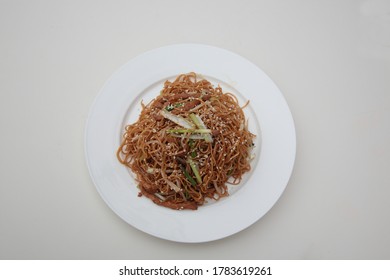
(1, 0, 389, 259)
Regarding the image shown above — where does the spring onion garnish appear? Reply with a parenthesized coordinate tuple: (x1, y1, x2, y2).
(160, 110, 195, 129)
(169, 134, 209, 140)
(165, 104, 174, 111)
(191, 150, 197, 158)
(188, 139, 195, 148)
(181, 167, 197, 186)
(160, 169, 181, 192)
(154, 193, 166, 201)
(187, 158, 202, 184)
(189, 113, 213, 143)
(165, 103, 184, 111)
(166, 128, 212, 134)
(188, 139, 197, 158)
(165, 179, 181, 192)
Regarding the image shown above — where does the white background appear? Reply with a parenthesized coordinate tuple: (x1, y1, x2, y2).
(0, 0, 389, 259)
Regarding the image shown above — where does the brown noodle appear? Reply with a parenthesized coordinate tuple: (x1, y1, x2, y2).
(117, 73, 255, 210)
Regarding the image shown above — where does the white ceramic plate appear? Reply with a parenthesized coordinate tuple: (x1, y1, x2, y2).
(85, 44, 296, 243)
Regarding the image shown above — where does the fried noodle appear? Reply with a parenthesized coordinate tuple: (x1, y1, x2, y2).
(117, 73, 256, 210)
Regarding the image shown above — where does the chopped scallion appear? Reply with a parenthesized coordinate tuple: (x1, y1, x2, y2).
(166, 128, 211, 134)
(187, 158, 202, 184)
(165, 103, 184, 111)
(154, 193, 166, 201)
(188, 139, 195, 148)
(160, 110, 195, 129)
(191, 150, 197, 158)
(189, 113, 213, 143)
(181, 167, 197, 186)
